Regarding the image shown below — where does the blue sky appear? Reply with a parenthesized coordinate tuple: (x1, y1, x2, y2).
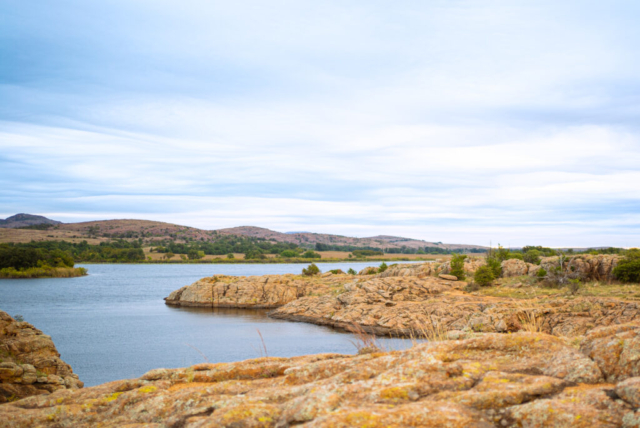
(1, 1, 640, 246)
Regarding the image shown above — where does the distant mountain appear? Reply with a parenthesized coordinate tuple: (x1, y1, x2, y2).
(0, 213, 62, 228)
(0, 216, 487, 251)
(217, 226, 485, 251)
(285, 231, 312, 234)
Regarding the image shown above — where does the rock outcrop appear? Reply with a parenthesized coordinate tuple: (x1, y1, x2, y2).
(271, 280, 640, 338)
(0, 311, 82, 403)
(539, 254, 621, 282)
(7, 331, 640, 427)
(165, 274, 348, 309)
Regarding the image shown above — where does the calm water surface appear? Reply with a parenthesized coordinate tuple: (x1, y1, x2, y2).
(0, 262, 421, 386)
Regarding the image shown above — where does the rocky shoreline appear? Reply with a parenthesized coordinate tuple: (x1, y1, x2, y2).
(3, 323, 640, 426)
(164, 256, 637, 339)
(0, 311, 83, 403)
(4, 254, 640, 427)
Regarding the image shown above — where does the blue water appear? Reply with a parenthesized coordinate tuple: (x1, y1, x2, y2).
(0, 262, 421, 386)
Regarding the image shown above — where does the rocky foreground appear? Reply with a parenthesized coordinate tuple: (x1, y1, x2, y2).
(3, 324, 640, 427)
(165, 256, 638, 339)
(0, 312, 83, 403)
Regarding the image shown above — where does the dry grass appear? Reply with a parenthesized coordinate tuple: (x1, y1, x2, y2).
(348, 323, 383, 354)
(0, 228, 107, 244)
(518, 309, 543, 333)
(413, 314, 449, 342)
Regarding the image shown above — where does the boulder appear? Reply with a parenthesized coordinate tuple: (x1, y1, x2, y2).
(580, 322, 640, 382)
(165, 274, 348, 309)
(358, 266, 378, 275)
(616, 377, 640, 408)
(0, 311, 82, 403)
(438, 273, 458, 281)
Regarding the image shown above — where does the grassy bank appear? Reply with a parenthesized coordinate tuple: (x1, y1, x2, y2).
(0, 266, 88, 279)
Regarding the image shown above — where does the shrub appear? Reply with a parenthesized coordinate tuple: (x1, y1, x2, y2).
(507, 253, 523, 261)
(568, 278, 581, 295)
(302, 250, 321, 259)
(245, 250, 266, 260)
(226, 253, 234, 259)
(329, 269, 344, 274)
(450, 254, 467, 280)
(378, 262, 388, 273)
(474, 265, 495, 286)
(187, 249, 202, 260)
(614, 250, 640, 283)
(302, 263, 320, 276)
(524, 250, 541, 265)
(536, 268, 547, 279)
(280, 249, 298, 258)
(347, 268, 357, 275)
(486, 255, 502, 278)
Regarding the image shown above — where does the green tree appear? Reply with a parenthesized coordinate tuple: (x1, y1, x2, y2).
(164, 252, 175, 260)
(450, 254, 467, 280)
(302, 250, 321, 259)
(226, 253, 235, 259)
(614, 250, 640, 283)
(347, 268, 356, 275)
(188, 249, 202, 260)
(523, 249, 541, 265)
(280, 249, 298, 258)
(378, 262, 388, 273)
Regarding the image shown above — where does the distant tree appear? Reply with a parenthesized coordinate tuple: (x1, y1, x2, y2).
(164, 252, 175, 260)
(347, 268, 357, 275)
(378, 262, 388, 273)
(227, 253, 235, 259)
(280, 249, 298, 258)
(302, 250, 321, 259)
(523, 249, 541, 265)
(188, 249, 202, 260)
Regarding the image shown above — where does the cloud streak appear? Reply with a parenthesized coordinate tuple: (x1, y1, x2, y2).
(1, 0, 640, 247)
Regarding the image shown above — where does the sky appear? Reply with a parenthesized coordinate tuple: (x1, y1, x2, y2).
(1, 1, 640, 247)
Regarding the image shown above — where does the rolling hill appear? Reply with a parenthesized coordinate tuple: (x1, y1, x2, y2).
(0, 214, 487, 251)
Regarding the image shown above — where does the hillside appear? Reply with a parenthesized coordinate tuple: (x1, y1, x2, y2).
(217, 226, 483, 251)
(0, 213, 61, 228)
(0, 214, 487, 251)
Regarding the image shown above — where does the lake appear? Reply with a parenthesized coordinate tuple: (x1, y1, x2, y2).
(0, 262, 422, 386)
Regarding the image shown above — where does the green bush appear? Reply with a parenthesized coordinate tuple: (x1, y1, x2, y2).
(507, 253, 523, 261)
(378, 262, 388, 273)
(226, 253, 234, 259)
(486, 255, 502, 278)
(614, 250, 640, 283)
(450, 254, 467, 280)
(536, 268, 547, 279)
(280, 249, 298, 258)
(302, 250, 321, 259)
(473, 265, 495, 286)
(523, 250, 541, 265)
(244, 250, 266, 260)
(302, 263, 320, 276)
(187, 249, 202, 260)
(347, 268, 356, 275)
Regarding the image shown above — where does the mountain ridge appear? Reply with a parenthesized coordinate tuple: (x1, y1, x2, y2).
(0, 214, 487, 250)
